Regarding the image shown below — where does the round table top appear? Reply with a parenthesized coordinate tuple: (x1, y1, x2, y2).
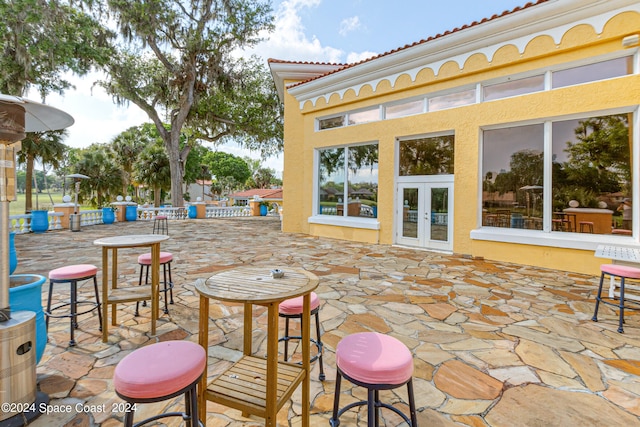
(196, 266, 319, 304)
(93, 234, 170, 247)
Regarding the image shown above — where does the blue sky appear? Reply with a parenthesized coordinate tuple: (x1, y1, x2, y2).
(262, 0, 528, 64)
(33, 0, 529, 174)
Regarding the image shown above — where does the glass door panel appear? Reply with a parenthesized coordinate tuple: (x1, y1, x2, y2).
(396, 182, 453, 251)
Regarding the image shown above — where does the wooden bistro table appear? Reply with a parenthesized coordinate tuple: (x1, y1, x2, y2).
(196, 266, 319, 426)
(93, 234, 170, 342)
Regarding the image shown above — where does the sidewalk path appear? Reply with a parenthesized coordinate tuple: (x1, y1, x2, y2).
(11, 217, 640, 426)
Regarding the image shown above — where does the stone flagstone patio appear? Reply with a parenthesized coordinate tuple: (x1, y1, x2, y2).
(8, 216, 640, 426)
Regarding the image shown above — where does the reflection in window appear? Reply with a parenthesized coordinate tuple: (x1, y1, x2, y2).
(319, 116, 345, 130)
(553, 56, 632, 89)
(399, 135, 454, 176)
(482, 125, 544, 229)
(482, 114, 633, 235)
(318, 144, 378, 218)
(385, 100, 424, 119)
(483, 75, 544, 101)
(402, 188, 418, 238)
(429, 89, 476, 111)
(348, 108, 379, 125)
(552, 114, 631, 234)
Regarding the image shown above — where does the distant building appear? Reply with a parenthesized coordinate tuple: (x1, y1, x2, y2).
(227, 188, 283, 211)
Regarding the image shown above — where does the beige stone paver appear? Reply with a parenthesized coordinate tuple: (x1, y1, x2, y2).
(5, 216, 639, 426)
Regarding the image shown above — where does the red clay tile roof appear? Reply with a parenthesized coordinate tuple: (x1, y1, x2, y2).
(267, 58, 346, 67)
(275, 0, 549, 89)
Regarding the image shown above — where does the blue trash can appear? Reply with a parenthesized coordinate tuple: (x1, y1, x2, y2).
(30, 210, 49, 233)
(188, 205, 197, 219)
(125, 205, 137, 221)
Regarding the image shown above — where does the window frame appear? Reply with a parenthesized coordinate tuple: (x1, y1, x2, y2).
(310, 142, 380, 230)
(472, 107, 639, 250)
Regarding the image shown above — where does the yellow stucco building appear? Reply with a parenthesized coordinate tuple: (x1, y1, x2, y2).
(269, 0, 640, 275)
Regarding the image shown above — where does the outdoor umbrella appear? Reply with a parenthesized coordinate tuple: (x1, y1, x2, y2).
(519, 185, 543, 217)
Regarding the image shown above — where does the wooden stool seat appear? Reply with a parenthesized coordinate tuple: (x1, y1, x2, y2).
(330, 332, 417, 427)
(114, 340, 205, 426)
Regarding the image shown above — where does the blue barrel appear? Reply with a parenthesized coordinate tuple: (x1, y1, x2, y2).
(103, 207, 115, 224)
(30, 210, 49, 233)
(9, 231, 17, 274)
(125, 205, 138, 221)
(9, 274, 47, 364)
(188, 205, 197, 218)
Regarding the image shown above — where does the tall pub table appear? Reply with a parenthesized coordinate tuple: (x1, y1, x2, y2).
(196, 266, 319, 426)
(93, 234, 170, 342)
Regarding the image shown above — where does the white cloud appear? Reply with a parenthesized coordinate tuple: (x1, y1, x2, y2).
(339, 16, 362, 37)
(346, 50, 378, 63)
(243, 0, 344, 64)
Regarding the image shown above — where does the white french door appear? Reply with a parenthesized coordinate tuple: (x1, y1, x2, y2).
(396, 180, 453, 251)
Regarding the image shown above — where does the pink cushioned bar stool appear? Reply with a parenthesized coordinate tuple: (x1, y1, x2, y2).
(45, 264, 102, 347)
(114, 340, 205, 427)
(330, 332, 417, 427)
(44, 264, 102, 347)
(278, 291, 325, 380)
(153, 215, 169, 235)
(135, 251, 174, 315)
(592, 263, 640, 333)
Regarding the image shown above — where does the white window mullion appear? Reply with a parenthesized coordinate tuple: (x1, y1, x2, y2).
(542, 121, 553, 232)
(343, 147, 350, 217)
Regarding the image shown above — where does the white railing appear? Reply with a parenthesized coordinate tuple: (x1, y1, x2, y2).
(10, 212, 64, 234)
(80, 209, 104, 226)
(8, 204, 257, 234)
(319, 205, 376, 217)
(205, 206, 251, 218)
(432, 212, 448, 225)
(137, 206, 188, 220)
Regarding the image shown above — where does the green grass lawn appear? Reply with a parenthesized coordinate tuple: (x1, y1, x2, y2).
(9, 192, 71, 215)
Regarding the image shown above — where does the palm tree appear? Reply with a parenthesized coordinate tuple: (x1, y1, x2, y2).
(16, 130, 67, 213)
(134, 144, 171, 207)
(75, 144, 123, 208)
(110, 126, 147, 197)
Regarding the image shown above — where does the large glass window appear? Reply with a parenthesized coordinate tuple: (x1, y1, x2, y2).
(482, 113, 633, 235)
(552, 114, 632, 234)
(318, 144, 379, 218)
(483, 125, 544, 229)
(399, 135, 454, 176)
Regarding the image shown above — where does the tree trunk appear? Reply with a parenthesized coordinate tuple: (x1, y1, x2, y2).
(25, 155, 34, 213)
(154, 186, 161, 207)
(167, 133, 185, 207)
